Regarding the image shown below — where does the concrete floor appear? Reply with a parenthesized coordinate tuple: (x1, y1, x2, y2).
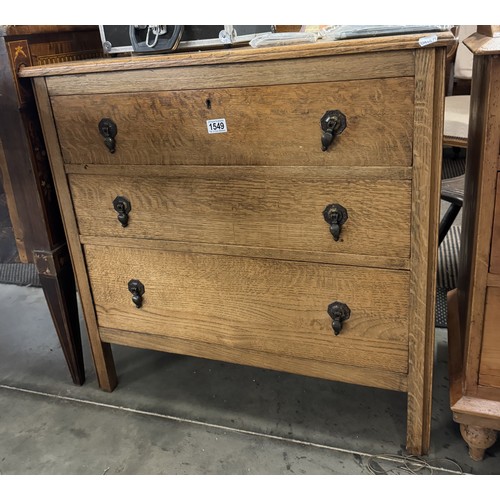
(0, 283, 498, 475)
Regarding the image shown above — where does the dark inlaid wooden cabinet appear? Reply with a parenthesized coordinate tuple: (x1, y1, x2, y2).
(0, 25, 103, 384)
(21, 31, 453, 455)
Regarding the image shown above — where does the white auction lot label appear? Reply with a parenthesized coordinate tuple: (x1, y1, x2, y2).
(206, 118, 228, 134)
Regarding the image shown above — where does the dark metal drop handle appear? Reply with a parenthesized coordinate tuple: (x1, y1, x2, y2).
(113, 196, 131, 228)
(327, 301, 351, 335)
(128, 279, 145, 308)
(321, 130, 334, 152)
(320, 110, 347, 152)
(323, 203, 348, 241)
(98, 118, 117, 154)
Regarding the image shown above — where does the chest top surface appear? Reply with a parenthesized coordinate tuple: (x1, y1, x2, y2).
(18, 31, 454, 78)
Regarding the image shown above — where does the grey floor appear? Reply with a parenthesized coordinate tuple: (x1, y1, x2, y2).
(0, 280, 499, 475)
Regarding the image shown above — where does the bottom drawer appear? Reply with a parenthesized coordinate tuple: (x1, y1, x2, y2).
(84, 245, 410, 377)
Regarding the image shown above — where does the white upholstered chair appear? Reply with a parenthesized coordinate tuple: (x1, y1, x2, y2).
(439, 26, 475, 244)
(443, 25, 474, 150)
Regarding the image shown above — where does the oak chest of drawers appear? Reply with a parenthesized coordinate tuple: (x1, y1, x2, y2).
(23, 31, 453, 455)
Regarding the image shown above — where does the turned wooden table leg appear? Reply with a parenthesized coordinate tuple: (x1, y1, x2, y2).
(460, 424, 498, 461)
(34, 245, 84, 385)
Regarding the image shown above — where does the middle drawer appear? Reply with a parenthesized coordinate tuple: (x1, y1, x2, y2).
(69, 172, 411, 261)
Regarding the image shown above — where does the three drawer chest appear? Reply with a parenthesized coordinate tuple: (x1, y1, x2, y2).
(22, 31, 453, 455)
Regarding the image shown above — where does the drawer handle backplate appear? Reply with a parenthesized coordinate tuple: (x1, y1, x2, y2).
(323, 203, 348, 241)
(98, 118, 117, 154)
(320, 110, 347, 152)
(327, 301, 351, 335)
(113, 196, 131, 227)
(128, 279, 145, 308)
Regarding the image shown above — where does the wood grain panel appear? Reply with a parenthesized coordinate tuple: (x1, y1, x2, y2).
(100, 327, 408, 392)
(84, 245, 410, 374)
(65, 163, 413, 180)
(42, 51, 414, 95)
(51, 78, 414, 166)
(487, 274, 500, 288)
(79, 235, 410, 271)
(489, 173, 500, 274)
(479, 287, 500, 389)
(69, 172, 411, 260)
(406, 47, 445, 456)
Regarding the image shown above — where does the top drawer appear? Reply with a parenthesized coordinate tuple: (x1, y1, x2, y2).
(51, 78, 415, 166)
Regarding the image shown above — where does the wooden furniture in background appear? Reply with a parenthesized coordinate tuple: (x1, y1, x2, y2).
(0, 25, 103, 384)
(21, 31, 453, 455)
(447, 26, 500, 461)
